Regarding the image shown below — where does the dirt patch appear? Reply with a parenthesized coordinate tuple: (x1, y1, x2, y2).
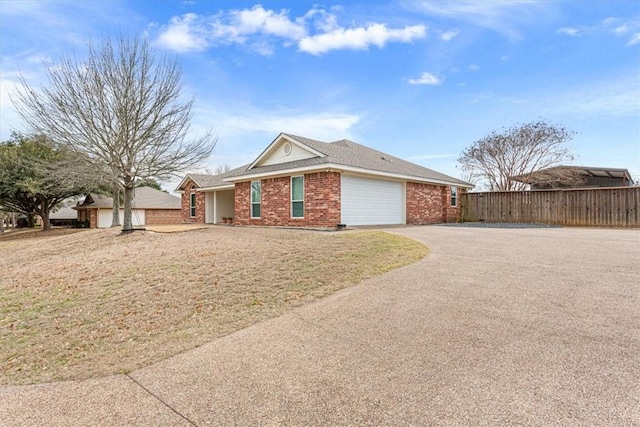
(0, 227, 427, 385)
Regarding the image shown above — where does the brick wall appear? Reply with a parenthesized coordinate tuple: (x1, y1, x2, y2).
(234, 172, 341, 227)
(406, 182, 445, 225)
(146, 209, 182, 225)
(440, 186, 465, 223)
(89, 209, 98, 228)
(305, 172, 341, 227)
(180, 180, 205, 223)
(405, 182, 459, 224)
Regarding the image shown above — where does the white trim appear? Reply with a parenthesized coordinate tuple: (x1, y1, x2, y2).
(248, 133, 327, 170)
(450, 185, 458, 207)
(196, 184, 235, 192)
(175, 174, 201, 192)
(223, 163, 473, 188)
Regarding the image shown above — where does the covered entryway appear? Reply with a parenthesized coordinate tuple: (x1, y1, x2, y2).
(340, 175, 405, 225)
(204, 190, 235, 224)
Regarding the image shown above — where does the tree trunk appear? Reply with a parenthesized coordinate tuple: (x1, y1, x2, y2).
(111, 184, 121, 227)
(41, 209, 51, 231)
(11, 214, 17, 229)
(122, 178, 134, 232)
(0, 214, 5, 233)
(27, 214, 35, 228)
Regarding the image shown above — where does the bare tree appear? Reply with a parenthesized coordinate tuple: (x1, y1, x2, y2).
(205, 163, 232, 175)
(458, 120, 575, 191)
(12, 34, 216, 232)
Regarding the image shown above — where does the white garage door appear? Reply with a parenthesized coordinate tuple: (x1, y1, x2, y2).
(98, 209, 146, 228)
(341, 175, 404, 225)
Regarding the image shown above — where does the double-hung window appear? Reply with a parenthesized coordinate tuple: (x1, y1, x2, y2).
(450, 186, 458, 207)
(190, 192, 196, 217)
(291, 176, 304, 218)
(251, 181, 261, 218)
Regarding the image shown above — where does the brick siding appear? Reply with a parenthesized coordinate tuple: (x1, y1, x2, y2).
(406, 182, 461, 224)
(234, 172, 341, 227)
(146, 209, 182, 225)
(180, 180, 205, 223)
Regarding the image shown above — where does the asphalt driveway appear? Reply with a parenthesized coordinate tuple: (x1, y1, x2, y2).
(1, 226, 638, 426)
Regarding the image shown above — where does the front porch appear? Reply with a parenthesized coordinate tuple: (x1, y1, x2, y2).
(203, 189, 235, 224)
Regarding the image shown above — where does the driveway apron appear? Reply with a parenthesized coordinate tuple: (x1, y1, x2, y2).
(1, 226, 638, 426)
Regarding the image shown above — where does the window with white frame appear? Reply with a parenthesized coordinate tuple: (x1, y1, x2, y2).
(251, 181, 261, 218)
(450, 186, 458, 207)
(291, 176, 304, 218)
(190, 192, 196, 217)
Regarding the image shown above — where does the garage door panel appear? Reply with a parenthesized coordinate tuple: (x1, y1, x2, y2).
(97, 209, 145, 228)
(341, 175, 404, 225)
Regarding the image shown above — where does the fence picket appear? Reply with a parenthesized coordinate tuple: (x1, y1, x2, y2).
(462, 187, 639, 227)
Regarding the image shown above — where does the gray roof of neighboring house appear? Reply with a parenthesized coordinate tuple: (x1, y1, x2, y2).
(511, 165, 634, 183)
(49, 205, 78, 219)
(75, 186, 181, 210)
(226, 133, 472, 187)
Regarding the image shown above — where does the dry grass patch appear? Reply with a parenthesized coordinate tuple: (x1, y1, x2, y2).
(1, 227, 427, 385)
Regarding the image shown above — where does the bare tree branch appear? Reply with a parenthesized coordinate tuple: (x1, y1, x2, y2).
(458, 120, 575, 191)
(12, 34, 216, 231)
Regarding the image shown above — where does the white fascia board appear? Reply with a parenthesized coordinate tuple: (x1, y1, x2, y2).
(224, 163, 474, 188)
(248, 133, 327, 170)
(174, 174, 200, 191)
(197, 184, 235, 192)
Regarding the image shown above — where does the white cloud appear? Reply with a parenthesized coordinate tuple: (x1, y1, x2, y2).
(406, 0, 549, 40)
(408, 72, 442, 85)
(440, 29, 459, 41)
(155, 6, 426, 56)
(298, 23, 426, 55)
(627, 33, 640, 46)
(156, 13, 209, 52)
(228, 5, 306, 40)
(559, 17, 640, 47)
(557, 26, 582, 37)
(469, 64, 479, 71)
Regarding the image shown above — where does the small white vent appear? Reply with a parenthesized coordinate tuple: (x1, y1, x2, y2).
(283, 142, 292, 156)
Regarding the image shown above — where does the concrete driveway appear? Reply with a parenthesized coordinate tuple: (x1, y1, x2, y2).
(2, 226, 638, 426)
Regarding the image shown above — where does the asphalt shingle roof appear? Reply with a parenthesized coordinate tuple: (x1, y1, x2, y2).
(76, 186, 181, 210)
(224, 133, 472, 186)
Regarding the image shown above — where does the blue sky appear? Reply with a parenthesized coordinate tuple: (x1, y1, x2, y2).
(1, 0, 639, 190)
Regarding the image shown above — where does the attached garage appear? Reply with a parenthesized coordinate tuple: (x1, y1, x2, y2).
(97, 209, 145, 228)
(340, 175, 405, 226)
(75, 186, 181, 228)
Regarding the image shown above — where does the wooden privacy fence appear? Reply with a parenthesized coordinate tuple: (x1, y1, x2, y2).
(461, 187, 640, 227)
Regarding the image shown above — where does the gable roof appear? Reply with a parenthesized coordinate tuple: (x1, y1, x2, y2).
(75, 186, 181, 210)
(175, 166, 249, 191)
(224, 133, 472, 187)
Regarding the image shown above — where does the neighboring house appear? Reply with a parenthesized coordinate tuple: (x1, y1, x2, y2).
(176, 133, 473, 227)
(74, 186, 181, 228)
(49, 205, 78, 226)
(511, 166, 635, 190)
